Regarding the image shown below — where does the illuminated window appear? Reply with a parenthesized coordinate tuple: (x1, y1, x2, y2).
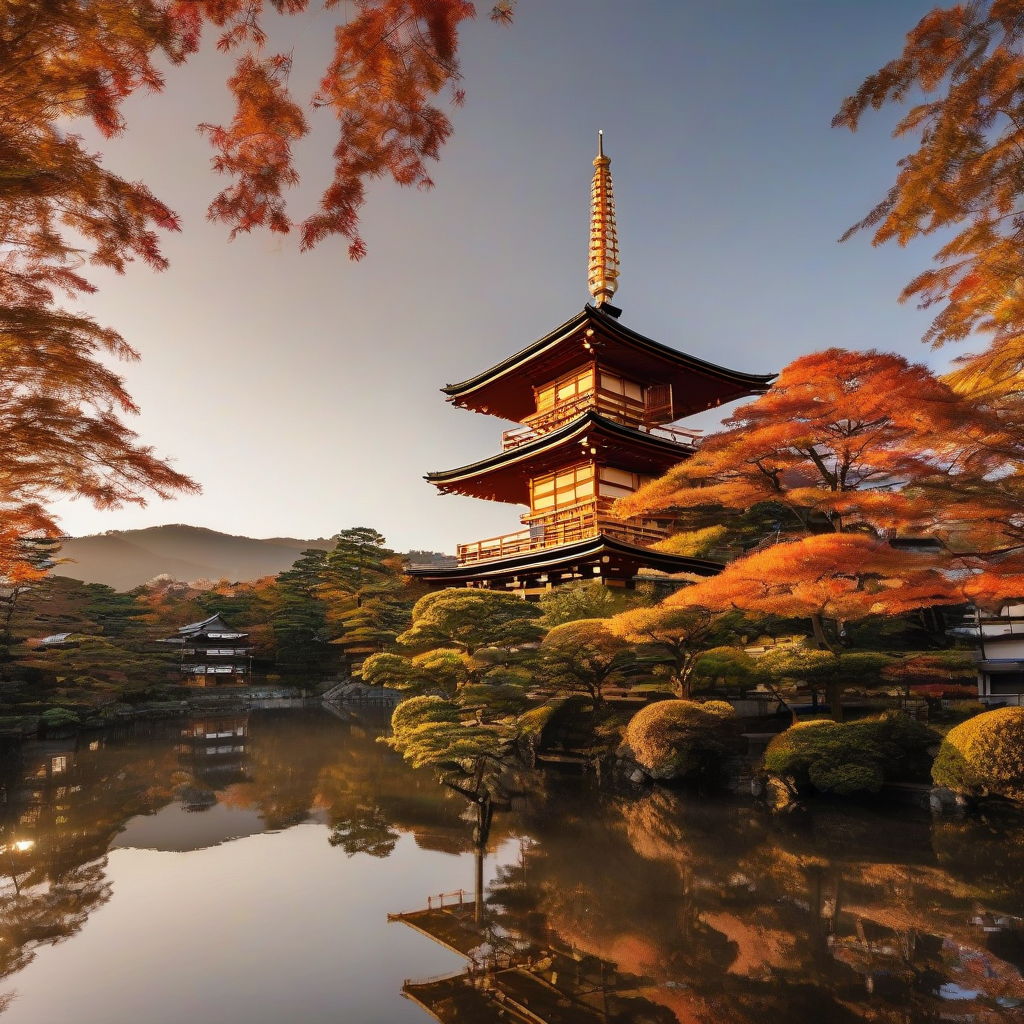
(530, 464, 595, 513)
(51, 756, 67, 774)
(534, 367, 594, 413)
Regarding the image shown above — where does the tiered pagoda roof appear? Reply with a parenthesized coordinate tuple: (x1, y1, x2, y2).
(443, 303, 774, 423)
(409, 133, 776, 593)
(428, 409, 696, 503)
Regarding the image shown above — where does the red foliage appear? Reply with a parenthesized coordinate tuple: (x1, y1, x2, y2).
(627, 348, 1024, 629)
(619, 349, 999, 539)
(0, 1, 513, 566)
(667, 533, 964, 622)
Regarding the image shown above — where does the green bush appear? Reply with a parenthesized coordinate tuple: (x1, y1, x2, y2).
(518, 696, 590, 741)
(764, 712, 937, 796)
(857, 709, 937, 781)
(40, 707, 81, 730)
(624, 699, 735, 781)
(932, 707, 1024, 801)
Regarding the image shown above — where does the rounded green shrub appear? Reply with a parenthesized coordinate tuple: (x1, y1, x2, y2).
(932, 707, 1024, 801)
(40, 707, 80, 730)
(624, 699, 735, 781)
(855, 710, 937, 782)
(765, 720, 884, 795)
(764, 712, 937, 797)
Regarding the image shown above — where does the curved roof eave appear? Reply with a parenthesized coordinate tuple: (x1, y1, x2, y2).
(406, 533, 723, 580)
(425, 411, 694, 486)
(441, 305, 776, 399)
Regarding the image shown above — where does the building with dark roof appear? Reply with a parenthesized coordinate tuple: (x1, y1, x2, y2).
(409, 134, 774, 596)
(158, 613, 253, 686)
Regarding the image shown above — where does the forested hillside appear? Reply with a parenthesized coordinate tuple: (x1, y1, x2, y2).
(59, 526, 453, 590)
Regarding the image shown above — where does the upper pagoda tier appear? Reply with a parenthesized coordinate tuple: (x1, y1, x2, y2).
(442, 304, 775, 426)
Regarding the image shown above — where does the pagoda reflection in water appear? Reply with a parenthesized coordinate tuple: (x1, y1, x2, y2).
(0, 715, 1021, 1021)
(391, 878, 675, 1024)
(390, 782, 1024, 1024)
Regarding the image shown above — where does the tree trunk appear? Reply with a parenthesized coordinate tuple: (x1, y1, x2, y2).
(810, 613, 833, 651)
(473, 796, 493, 925)
(826, 680, 844, 723)
(474, 843, 484, 924)
(0, 591, 20, 681)
(761, 679, 798, 725)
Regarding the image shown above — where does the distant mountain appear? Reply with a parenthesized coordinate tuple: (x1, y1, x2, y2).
(58, 525, 454, 591)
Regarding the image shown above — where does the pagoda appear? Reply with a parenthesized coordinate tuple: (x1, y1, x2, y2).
(158, 613, 253, 686)
(409, 134, 774, 596)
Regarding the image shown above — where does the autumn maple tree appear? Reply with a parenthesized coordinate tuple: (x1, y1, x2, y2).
(618, 348, 1024, 717)
(834, 0, 1024, 406)
(0, 2, 513, 599)
(832, 1, 1024, 623)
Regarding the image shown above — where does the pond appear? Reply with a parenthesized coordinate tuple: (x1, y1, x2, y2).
(0, 707, 1022, 1023)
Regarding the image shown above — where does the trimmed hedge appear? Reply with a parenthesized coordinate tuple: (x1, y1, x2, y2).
(40, 707, 80, 730)
(624, 699, 735, 781)
(764, 712, 937, 796)
(932, 707, 1024, 801)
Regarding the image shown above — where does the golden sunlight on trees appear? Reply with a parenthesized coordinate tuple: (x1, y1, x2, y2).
(835, 1, 1024, 405)
(609, 605, 732, 700)
(540, 618, 633, 706)
(620, 350, 1024, 645)
(0, 2, 514, 590)
(618, 346, 1024, 719)
(617, 350, 995, 540)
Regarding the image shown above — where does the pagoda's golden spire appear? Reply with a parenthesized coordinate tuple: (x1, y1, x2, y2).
(588, 130, 619, 306)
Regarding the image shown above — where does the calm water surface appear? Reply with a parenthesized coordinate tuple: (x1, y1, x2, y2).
(1, 707, 1023, 1023)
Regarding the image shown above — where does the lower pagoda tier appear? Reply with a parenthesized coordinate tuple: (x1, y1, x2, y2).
(406, 533, 721, 595)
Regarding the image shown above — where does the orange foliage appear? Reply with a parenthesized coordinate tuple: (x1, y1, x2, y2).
(0, 508, 61, 647)
(834, 1, 1024, 399)
(667, 534, 967, 621)
(619, 349, 996, 538)
(623, 347, 1024, 625)
(2, 2, 514, 557)
(0, 1, 510, 264)
(197, 0, 491, 258)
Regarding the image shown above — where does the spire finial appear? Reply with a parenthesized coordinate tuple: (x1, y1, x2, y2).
(588, 130, 619, 306)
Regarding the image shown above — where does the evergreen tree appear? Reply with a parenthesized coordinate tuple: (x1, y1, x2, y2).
(273, 549, 332, 678)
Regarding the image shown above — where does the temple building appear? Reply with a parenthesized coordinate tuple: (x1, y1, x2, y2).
(409, 134, 774, 596)
(159, 613, 253, 686)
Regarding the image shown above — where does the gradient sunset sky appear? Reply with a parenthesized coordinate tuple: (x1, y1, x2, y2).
(54, 1, 948, 552)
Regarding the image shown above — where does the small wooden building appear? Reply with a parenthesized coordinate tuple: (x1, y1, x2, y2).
(159, 613, 252, 687)
(970, 604, 1024, 704)
(409, 135, 774, 595)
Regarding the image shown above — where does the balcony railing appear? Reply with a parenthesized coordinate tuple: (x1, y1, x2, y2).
(501, 389, 702, 451)
(456, 504, 670, 565)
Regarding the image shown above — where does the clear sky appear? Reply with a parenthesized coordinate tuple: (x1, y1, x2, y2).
(53, 1, 946, 551)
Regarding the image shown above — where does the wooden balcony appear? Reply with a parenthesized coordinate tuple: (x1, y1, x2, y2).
(455, 503, 670, 566)
(500, 388, 701, 451)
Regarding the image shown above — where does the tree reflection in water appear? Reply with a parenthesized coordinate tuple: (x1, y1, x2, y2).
(400, 783, 1024, 1023)
(0, 710, 1020, 1022)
